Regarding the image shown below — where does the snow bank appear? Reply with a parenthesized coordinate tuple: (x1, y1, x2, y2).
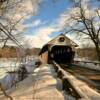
(0, 73, 18, 90)
(74, 58, 100, 70)
(77, 62, 100, 71)
(0, 57, 39, 90)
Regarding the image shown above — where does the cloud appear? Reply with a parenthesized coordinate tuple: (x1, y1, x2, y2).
(23, 19, 43, 28)
(23, 10, 76, 48)
(33, 20, 42, 27)
(24, 26, 58, 48)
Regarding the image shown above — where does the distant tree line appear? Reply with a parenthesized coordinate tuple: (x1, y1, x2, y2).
(0, 46, 40, 58)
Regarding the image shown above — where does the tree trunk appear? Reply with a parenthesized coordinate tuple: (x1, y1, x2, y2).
(95, 44, 100, 61)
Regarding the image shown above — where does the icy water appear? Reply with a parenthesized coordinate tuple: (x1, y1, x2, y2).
(0, 56, 38, 79)
(0, 58, 20, 79)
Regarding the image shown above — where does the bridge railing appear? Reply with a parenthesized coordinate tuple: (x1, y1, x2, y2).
(52, 61, 90, 99)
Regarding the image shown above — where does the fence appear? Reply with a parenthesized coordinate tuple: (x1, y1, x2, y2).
(52, 61, 90, 99)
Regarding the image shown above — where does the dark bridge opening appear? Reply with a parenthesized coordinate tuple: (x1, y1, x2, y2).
(50, 46, 74, 64)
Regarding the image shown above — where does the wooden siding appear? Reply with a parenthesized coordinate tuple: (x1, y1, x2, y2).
(39, 51, 48, 64)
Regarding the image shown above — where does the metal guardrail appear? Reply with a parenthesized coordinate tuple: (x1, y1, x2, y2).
(52, 61, 90, 100)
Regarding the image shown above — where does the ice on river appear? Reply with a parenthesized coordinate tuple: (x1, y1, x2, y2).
(0, 56, 39, 90)
(0, 58, 20, 79)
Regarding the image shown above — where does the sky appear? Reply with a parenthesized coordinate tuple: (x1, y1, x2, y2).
(23, 0, 73, 48)
(20, 0, 100, 48)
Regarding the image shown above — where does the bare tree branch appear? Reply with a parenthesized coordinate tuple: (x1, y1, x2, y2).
(66, 1, 100, 61)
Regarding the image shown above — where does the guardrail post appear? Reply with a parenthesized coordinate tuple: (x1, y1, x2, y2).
(62, 78, 71, 94)
(57, 70, 64, 79)
(53, 65, 58, 72)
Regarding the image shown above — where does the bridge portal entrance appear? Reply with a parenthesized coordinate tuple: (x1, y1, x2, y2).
(50, 46, 74, 64)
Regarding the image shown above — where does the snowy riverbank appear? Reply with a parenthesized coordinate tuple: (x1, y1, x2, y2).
(0, 56, 39, 90)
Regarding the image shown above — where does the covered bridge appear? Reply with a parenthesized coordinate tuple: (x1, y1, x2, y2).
(39, 34, 78, 64)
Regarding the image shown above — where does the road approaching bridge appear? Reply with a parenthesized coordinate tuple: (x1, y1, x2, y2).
(0, 64, 65, 100)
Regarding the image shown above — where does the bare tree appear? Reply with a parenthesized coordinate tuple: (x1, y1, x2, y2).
(0, 14, 29, 48)
(65, 1, 100, 61)
(0, 0, 37, 48)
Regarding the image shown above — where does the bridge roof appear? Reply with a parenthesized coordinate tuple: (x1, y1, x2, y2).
(47, 34, 78, 47)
